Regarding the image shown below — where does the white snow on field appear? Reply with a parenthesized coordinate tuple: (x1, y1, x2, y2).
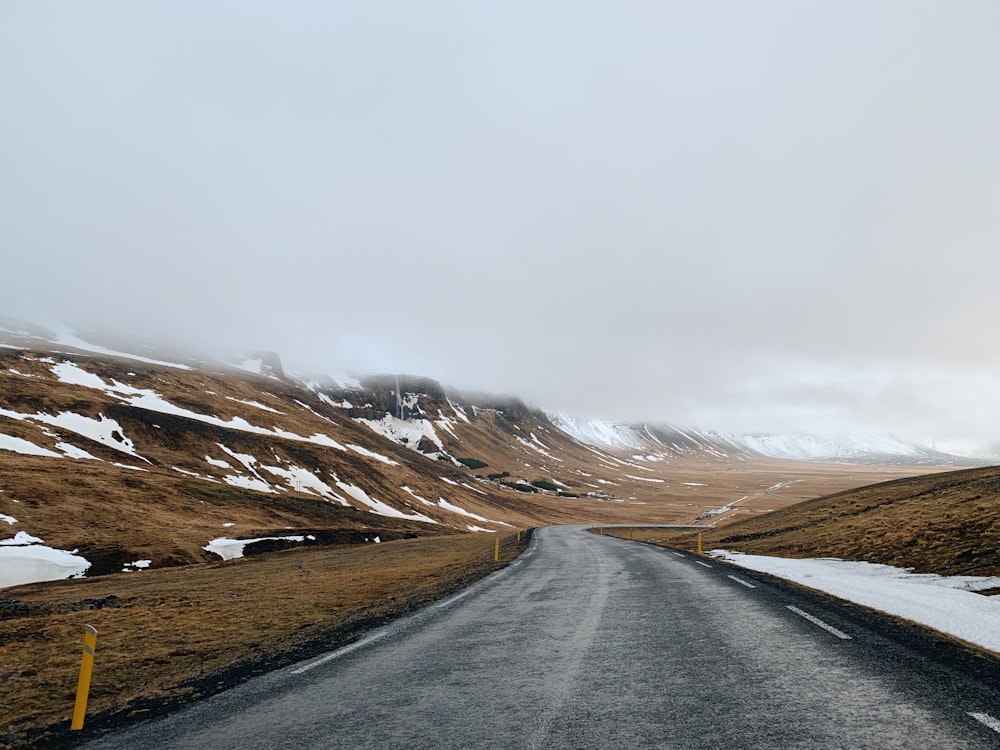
(293, 399, 340, 424)
(318, 392, 354, 409)
(51, 361, 108, 389)
(624, 474, 665, 483)
(440, 477, 460, 486)
(436, 497, 511, 527)
(222, 474, 276, 493)
(356, 414, 443, 453)
(346, 444, 398, 465)
(173, 467, 221, 482)
(466, 525, 496, 533)
(260, 462, 346, 503)
(433, 412, 459, 440)
(711, 551, 1000, 655)
(401, 485, 435, 506)
(516, 434, 562, 462)
(217, 444, 269, 479)
(0, 529, 92, 588)
(0, 433, 62, 457)
(230, 357, 283, 379)
(1, 531, 44, 545)
(0, 545, 91, 587)
(333, 479, 437, 523)
(447, 399, 470, 423)
(682, 482, 708, 486)
(203, 535, 306, 561)
(0, 513, 17, 525)
(51, 329, 193, 370)
(0, 406, 145, 459)
(205, 455, 232, 469)
(113, 463, 148, 471)
(226, 397, 284, 414)
(43, 412, 143, 457)
(55, 442, 101, 460)
(43, 365, 353, 452)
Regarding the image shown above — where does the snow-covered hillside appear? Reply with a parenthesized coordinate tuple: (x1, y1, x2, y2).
(552, 415, 996, 466)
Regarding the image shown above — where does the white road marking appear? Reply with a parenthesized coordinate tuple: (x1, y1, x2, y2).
(671, 552, 685, 558)
(694, 561, 712, 568)
(292, 631, 389, 674)
(786, 605, 852, 640)
(970, 712, 1000, 734)
(437, 589, 474, 609)
(727, 575, 756, 589)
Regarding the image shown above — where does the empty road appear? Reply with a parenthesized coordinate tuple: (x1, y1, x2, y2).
(83, 525, 1000, 748)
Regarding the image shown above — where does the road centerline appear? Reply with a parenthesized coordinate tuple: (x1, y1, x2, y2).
(727, 575, 756, 589)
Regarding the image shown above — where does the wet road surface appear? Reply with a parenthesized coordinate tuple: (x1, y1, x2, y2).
(83, 525, 1000, 748)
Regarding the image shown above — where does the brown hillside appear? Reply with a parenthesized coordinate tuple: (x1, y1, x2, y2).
(0, 340, 940, 580)
(690, 465, 1000, 577)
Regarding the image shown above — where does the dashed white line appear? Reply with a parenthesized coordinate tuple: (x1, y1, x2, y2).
(671, 552, 685, 558)
(694, 561, 712, 568)
(727, 575, 756, 589)
(970, 712, 1000, 734)
(786, 605, 851, 640)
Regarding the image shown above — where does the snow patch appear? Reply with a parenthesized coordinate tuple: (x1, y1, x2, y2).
(204, 535, 306, 561)
(0, 544, 91, 588)
(356, 414, 443, 453)
(712, 551, 1000, 655)
(334, 478, 437, 523)
(346, 444, 399, 465)
(226, 397, 284, 414)
(0, 434, 62, 457)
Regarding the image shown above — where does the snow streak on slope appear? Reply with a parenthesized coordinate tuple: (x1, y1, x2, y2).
(43, 360, 355, 453)
(554, 413, 998, 464)
(356, 414, 443, 454)
(551, 415, 647, 451)
(51, 328, 193, 370)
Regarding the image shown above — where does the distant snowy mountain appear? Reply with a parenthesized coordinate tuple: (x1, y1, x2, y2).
(551, 415, 997, 466)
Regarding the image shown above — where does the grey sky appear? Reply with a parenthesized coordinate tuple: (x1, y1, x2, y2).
(3, 2, 1000, 446)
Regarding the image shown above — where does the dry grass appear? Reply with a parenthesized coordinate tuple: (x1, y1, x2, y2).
(606, 466, 1000, 578)
(0, 531, 528, 749)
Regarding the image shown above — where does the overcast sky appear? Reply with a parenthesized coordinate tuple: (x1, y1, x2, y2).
(3, 2, 1000, 447)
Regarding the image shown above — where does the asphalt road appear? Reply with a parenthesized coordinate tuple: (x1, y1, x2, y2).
(83, 526, 1000, 749)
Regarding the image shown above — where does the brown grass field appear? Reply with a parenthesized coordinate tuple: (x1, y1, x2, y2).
(597, 465, 1000, 579)
(0, 531, 529, 749)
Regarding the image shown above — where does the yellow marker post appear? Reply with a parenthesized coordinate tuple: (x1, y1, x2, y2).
(494, 537, 500, 562)
(629, 528, 633, 541)
(696, 532, 703, 555)
(517, 529, 521, 542)
(71, 625, 98, 730)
